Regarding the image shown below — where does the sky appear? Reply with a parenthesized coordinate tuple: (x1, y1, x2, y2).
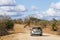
(0, 0, 60, 20)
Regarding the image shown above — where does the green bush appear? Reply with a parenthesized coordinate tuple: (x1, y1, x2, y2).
(6, 20, 14, 30)
(51, 18, 57, 31)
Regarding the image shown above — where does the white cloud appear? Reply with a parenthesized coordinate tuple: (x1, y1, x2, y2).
(31, 5, 38, 11)
(0, 12, 17, 16)
(5, 12, 17, 15)
(0, 6, 14, 11)
(29, 11, 43, 19)
(0, 6, 16, 16)
(0, 0, 16, 5)
(0, 0, 17, 16)
(55, 2, 60, 9)
(33, 14, 43, 19)
(0, 0, 27, 19)
(43, 8, 56, 16)
(16, 5, 26, 12)
(0, 5, 26, 12)
(51, 2, 60, 9)
(31, 2, 60, 19)
(1, 1, 60, 20)
(0, 5, 26, 17)
(42, 2, 60, 17)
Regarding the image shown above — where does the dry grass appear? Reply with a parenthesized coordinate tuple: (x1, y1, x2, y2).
(0, 24, 60, 40)
(13, 24, 25, 33)
(43, 25, 57, 35)
(0, 34, 17, 40)
(0, 24, 25, 40)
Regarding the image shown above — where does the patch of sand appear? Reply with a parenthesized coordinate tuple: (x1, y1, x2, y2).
(13, 24, 25, 33)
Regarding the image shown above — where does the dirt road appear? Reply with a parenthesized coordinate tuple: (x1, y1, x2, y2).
(12, 24, 60, 40)
(0, 24, 60, 40)
(12, 28, 60, 40)
(11, 33, 60, 40)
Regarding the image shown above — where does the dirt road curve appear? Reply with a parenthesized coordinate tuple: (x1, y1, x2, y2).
(12, 33, 60, 40)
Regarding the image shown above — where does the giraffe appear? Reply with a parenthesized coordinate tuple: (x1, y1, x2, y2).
(24, 17, 32, 29)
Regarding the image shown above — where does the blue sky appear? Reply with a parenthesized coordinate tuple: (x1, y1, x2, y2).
(0, 0, 60, 20)
(16, 0, 60, 11)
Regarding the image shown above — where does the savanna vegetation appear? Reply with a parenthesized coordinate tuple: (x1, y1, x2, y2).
(0, 15, 14, 36)
(23, 16, 60, 35)
(0, 15, 60, 36)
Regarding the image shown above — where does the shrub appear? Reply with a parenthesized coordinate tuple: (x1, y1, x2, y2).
(6, 20, 14, 30)
(51, 18, 57, 31)
(14, 19, 23, 24)
(0, 23, 9, 36)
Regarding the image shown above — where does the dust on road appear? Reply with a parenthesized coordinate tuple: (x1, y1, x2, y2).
(12, 33, 60, 40)
(12, 27, 60, 40)
(0, 24, 60, 40)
